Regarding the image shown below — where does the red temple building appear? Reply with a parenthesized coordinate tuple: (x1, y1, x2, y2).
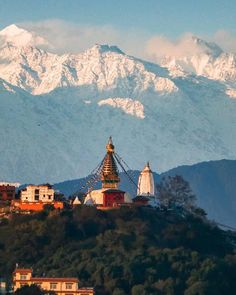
(0, 184, 16, 202)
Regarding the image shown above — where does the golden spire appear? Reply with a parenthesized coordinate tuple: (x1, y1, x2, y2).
(101, 137, 120, 189)
(106, 136, 115, 153)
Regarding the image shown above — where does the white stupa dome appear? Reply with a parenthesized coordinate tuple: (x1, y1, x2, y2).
(137, 162, 155, 196)
(84, 189, 105, 205)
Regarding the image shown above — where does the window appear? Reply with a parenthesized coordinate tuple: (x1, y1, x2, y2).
(50, 283, 57, 290)
(48, 195, 51, 199)
(66, 283, 73, 289)
(20, 275, 27, 280)
(35, 189, 40, 201)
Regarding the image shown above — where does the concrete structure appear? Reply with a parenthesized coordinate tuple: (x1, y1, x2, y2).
(12, 200, 64, 211)
(13, 268, 94, 295)
(0, 279, 6, 294)
(0, 184, 15, 201)
(21, 184, 54, 202)
(12, 184, 63, 212)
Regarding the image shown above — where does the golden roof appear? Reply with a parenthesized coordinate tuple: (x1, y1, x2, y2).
(101, 137, 120, 188)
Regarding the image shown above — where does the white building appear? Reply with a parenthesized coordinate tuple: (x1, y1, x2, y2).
(137, 162, 155, 196)
(0, 279, 6, 295)
(137, 162, 158, 207)
(13, 268, 94, 295)
(21, 184, 54, 203)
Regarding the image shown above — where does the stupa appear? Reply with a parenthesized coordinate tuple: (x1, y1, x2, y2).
(133, 162, 158, 207)
(84, 137, 132, 208)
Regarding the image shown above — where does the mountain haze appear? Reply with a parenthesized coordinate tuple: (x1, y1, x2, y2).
(0, 24, 236, 183)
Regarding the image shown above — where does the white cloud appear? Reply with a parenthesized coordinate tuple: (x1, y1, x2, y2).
(145, 33, 216, 62)
(17, 20, 236, 62)
(19, 19, 148, 58)
(213, 30, 236, 53)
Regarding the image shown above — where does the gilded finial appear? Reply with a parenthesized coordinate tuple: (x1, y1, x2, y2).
(106, 136, 115, 153)
(102, 136, 120, 188)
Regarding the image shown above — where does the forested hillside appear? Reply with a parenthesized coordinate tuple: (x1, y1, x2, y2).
(0, 207, 236, 295)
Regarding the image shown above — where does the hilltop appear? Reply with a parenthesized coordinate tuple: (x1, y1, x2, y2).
(54, 159, 236, 228)
(0, 206, 235, 295)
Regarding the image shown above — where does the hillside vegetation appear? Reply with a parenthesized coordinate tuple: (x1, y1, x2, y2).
(0, 206, 236, 295)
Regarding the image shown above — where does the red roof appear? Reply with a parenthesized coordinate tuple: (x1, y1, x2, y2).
(13, 269, 79, 283)
(31, 277, 79, 283)
(13, 268, 32, 274)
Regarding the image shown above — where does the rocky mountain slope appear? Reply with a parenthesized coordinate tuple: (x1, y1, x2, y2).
(0, 24, 236, 183)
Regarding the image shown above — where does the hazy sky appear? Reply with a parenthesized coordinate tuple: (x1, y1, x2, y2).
(0, 0, 236, 59)
(1, 0, 236, 35)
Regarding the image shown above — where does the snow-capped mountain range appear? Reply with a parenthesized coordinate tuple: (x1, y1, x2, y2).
(0, 24, 236, 183)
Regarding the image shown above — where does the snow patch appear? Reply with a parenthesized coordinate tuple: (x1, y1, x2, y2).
(98, 98, 145, 119)
(226, 88, 236, 99)
(2, 82, 15, 93)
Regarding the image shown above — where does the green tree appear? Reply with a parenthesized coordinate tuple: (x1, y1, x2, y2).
(131, 284, 147, 295)
(112, 288, 126, 295)
(14, 284, 55, 295)
(157, 175, 196, 210)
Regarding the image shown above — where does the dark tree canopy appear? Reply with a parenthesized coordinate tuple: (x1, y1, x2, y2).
(156, 175, 196, 210)
(14, 284, 55, 295)
(0, 185, 235, 295)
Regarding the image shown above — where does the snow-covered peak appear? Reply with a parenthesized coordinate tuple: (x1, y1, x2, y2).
(85, 44, 124, 55)
(0, 24, 26, 36)
(187, 35, 223, 57)
(160, 36, 236, 80)
(0, 36, 178, 95)
(0, 24, 50, 48)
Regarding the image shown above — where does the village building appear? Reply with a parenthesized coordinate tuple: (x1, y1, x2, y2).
(13, 268, 94, 295)
(0, 184, 16, 202)
(0, 279, 6, 294)
(84, 137, 132, 209)
(21, 184, 54, 202)
(12, 184, 63, 212)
